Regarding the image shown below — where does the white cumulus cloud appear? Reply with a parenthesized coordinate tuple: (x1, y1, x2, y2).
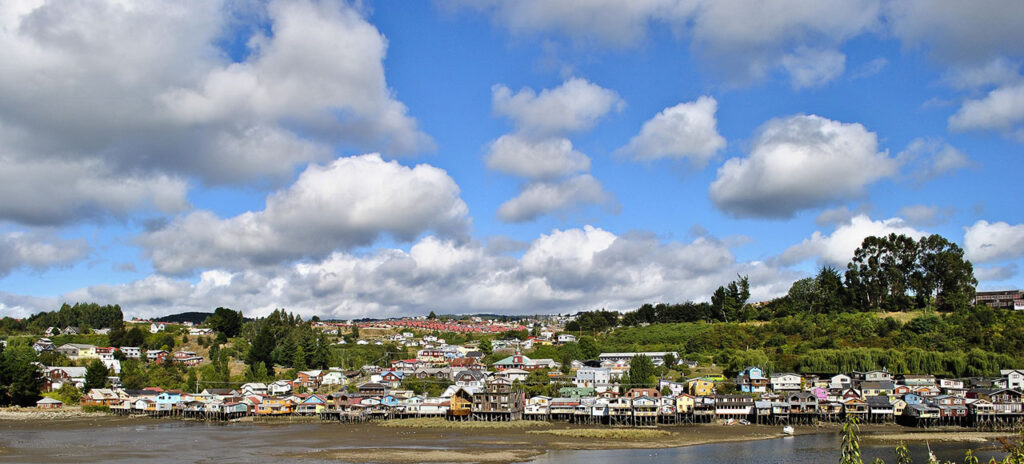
(491, 77, 623, 136)
(615, 96, 726, 164)
(41, 225, 798, 319)
(964, 220, 1024, 263)
(485, 134, 590, 180)
(497, 175, 615, 223)
(0, 231, 90, 277)
(709, 114, 900, 218)
(455, 0, 880, 87)
(139, 154, 470, 275)
(0, 0, 431, 226)
(948, 82, 1024, 137)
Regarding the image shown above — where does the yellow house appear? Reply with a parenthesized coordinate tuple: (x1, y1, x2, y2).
(57, 344, 98, 360)
(891, 398, 907, 416)
(448, 388, 473, 418)
(687, 379, 715, 397)
(256, 398, 294, 415)
(675, 394, 695, 413)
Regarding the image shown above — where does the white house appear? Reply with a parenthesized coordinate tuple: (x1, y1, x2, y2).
(322, 370, 347, 386)
(454, 370, 487, 388)
(575, 367, 612, 391)
(189, 328, 214, 336)
(829, 374, 852, 390)
(149, 323, 166, 333)
(1001, 369, 1024, 390)
(120, 347, 142, 359)
(241, 382, 268, 396)
(103, 359, 122, 375)
(770, 373, 803, 391)
(658, 379, 687, 396)
(598, 352, 678, 367)
(268, 380, 293, 396)
(32, 338, 55, 353)
(557, 334, 577, 343)
(494, 368, 529, 382)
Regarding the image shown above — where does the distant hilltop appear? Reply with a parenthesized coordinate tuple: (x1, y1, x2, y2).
(147, 312, 214, 325)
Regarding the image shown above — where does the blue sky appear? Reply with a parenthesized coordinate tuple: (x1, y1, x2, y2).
(1, 0, 1023, 319)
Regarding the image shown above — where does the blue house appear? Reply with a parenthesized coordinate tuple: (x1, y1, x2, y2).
(155, 391, 182, 406)
(903, 393, 923, 405)
(737, 367, 767, 393)
(296, 394, 327, 414)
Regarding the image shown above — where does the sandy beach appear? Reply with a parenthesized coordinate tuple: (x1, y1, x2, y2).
(0, 406, 109, 421)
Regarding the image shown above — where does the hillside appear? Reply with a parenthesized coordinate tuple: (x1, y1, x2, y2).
(573, 307, 1024, 377)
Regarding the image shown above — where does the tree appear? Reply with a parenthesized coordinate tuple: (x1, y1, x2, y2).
(428, 311, 437, 320)
(918, 234, 976, 311)
(120, 359, 147, 390)
(247, 325, 275, 374)
(0, 344, 43, 406)
(123, 326, 147, 347)
(245, 361, 270, 383)
(662, 352, 677, 370)
(205, 307, 243, 338)
(628, 354, 656, 389)
(185, 368, 198, 393)
(787, 277, 817, 314)
(479, 339, 492, 356)
(847, 233, 977, 311)
(84, 359, 109, 390)
(813, 266, 846, 314)
(351, 324, 360, 340)
(293, 345, 307, 371)
(55, 383, 82, 404)
(578, 336, 600, 360)
(712, 275, 750, 322)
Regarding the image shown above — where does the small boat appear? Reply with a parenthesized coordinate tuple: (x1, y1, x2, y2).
(782, 425, 795, 435)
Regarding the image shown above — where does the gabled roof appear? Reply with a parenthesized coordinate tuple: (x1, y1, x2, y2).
(301, 394, 327, 404)
(455, 369, 487, 380)
(866, 396, 893, 407)
(860, 381, 895, 389)
(45, 366, 88, 377)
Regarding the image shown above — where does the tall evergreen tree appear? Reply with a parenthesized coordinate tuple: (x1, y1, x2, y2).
(628, 354, 656, 389)
(84, 359, 109, 390)
(0, 344, 43, 406)
(246, 325, 275, 374)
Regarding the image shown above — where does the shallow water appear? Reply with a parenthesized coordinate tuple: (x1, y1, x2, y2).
(0, 419, 1008, 463)
(530, 434, 1007, 464)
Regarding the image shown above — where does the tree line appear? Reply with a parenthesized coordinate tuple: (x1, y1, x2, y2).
(0, 303, 124, 335)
